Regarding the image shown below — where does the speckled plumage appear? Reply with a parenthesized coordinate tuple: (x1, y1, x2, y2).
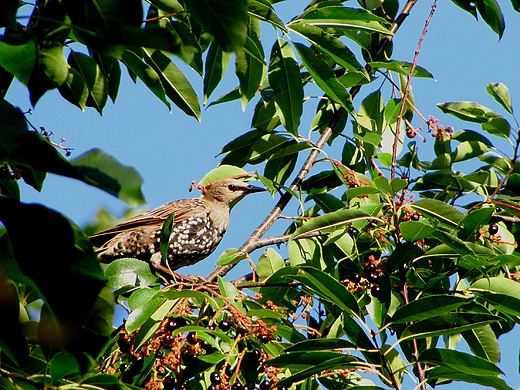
(90, 178, 265, 271)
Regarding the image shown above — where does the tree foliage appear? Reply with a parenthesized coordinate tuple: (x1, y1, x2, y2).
(1, 0, 520, 389)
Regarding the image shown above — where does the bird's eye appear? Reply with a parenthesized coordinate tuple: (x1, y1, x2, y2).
(228, 184, 236, 190)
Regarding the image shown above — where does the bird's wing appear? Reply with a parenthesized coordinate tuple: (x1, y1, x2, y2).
(90, 199, 207, 245)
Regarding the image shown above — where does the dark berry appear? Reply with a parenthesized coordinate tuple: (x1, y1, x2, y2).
(130, 355, 144, 372)
(376, 270, 385, 281)
(156, 349, 164, 358)
(278, 386, 288, 390)
(219, 319, 232, 332)
(207, 386, 218, 390)
(163, 334, 174, 346)
(181, 351, 195, 365)
(210, 372, 222, 385)
(231, 384, 243, 390)
(259, 379, 272, 390)
(411, 213, 420, 221)
(371, 285, 382, 299)
(243, 385, 255, 390)
(348, 272, 361, 283)
(252, 349, 261, 360)
(166, 317, 186, 332)
(202, 340, 213, 353)
(364, 263, 376, 274)
(366, 272, 379, 284)
(489, 223, 499, 235)
(163, 377, 176, 390)
(258, 334, 270, 344)
(117, 337, 132, 353)
(187, 332, 199, 345)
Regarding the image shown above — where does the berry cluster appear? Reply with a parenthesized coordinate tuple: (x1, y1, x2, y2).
(346, 252, 386, 299)
(113, 306, 286, 390)
(427, 116, 454, 141)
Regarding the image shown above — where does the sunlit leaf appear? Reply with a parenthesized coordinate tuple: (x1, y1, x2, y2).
(419, 348, 503, 376)
(390, 295, 471, 325)
(369, 60, 434, 78)
(399, 220, 436, 242)
(268, 38, 303, 135)
(401, 312, 500, 340)
(486, 82, 513, 114)
(293, 5, 391, 34)
(409, 198, 465, 227)
(291, 208, 369, 239)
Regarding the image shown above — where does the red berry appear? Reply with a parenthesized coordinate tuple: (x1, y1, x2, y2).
(162, 334, 174, 346)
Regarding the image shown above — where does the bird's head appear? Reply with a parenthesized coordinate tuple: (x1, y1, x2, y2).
(201, 178, 266, 208)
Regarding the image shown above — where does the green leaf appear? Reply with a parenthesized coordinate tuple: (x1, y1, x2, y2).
(126, 296, 165, 334)
(288, 22, 362, 72)
(451, 141, 488, 163)
(462, 325, 500, 364)
(68, 51, 108, 114)
(0, 38, 37, 86)
(390, 295, 471, 325)
(203, 42, 231, 104)
(471, 277, 520, 316)
(401, 312, 500, 340)
(291, 267, 361, 318)
(486, 82, 513, 114)
(49, 352, 81, 381)
(199, 165, 248, 186)
(399, 220, 437, 242)
(268, 38, 304, 135)
(71, 148, 146, 206)
(476, 0, 505, 38)
(419, 348, 503, 376)
(291, 208, 369, 239)
(437, 101, 510, 138)
(183, 0, 247, 52)
(409, 198, 465, 227)
(284, 338, 355, 352)
(293, 5, 391, 34)
(143, 48, 201, 120)
(215, 248, 248, 266)
(0, 198, 114, 358)
(249, 133, 291, 164)
(264, 152, 297, 187)
(217, 276, 240, 298)
(458, 207, 494, 241)
(257, 248, 285, 280)
(236, 19, 265, 109)
(122, 49, 171, 110)
(294, 42, 354, 113)
(58, 67, 89, 111)
(427, 366, 513, 390)
(160, 212, 175, 267)
(104, 259, 158, 290)
(369, 60, 434, 78)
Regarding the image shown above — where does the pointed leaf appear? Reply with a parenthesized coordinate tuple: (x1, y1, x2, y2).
(203, 42, 231, 103)
(399, 220, 436, 242)
(291, 208, 369, 239)
(143, 48, 201, 120)
(486, 82, 513, 114)
(122, 49, 171, 110)
(293, 5, 391, 34)
(419, 348, 503, 376)
(183, 0, 247, 52)
(462, 325, 500, 364)
(294, 42, 353, 113)
(390, 295, 472, 325)
(401, 312, 500, 340)
(409, 198, 465, 227)
(458, 207, 494, 241)
(369, 60, 434, 78)
(289, 22, 362, 72)
(268, 38, 303, 135)
(437, 101, 510, 138)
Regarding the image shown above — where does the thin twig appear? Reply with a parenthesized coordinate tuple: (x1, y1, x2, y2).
(207, 0, 420, 281)
(391, 0, 436, 179)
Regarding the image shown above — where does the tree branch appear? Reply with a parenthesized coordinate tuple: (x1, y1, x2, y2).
(207, 0, 419, 281)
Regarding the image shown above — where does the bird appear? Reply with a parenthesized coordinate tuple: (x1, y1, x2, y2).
(90, 178, 266, 273)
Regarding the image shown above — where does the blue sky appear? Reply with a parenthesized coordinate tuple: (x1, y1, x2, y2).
(6, 1, 520, 388)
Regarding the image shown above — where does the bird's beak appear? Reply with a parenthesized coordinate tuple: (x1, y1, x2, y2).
(244, 183, 267, 193)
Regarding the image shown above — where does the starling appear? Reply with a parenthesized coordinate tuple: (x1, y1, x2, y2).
(90, 178, 266, 272)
